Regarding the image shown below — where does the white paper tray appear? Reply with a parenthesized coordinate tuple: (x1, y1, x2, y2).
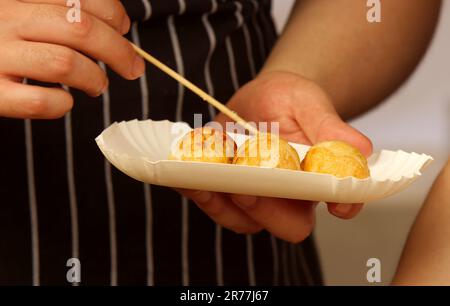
(95, 119, 433, 203)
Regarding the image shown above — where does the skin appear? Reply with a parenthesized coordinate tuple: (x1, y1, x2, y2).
(0, 0, 145, 119)
(180, 0, 442, 243)
(179, 72, 373, 241)
(263, 0, 442, 119)
(393, 157, 450, 285)
(0, 1, 441, 243)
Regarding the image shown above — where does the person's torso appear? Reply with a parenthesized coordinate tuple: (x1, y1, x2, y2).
(0, 0, 322, 286)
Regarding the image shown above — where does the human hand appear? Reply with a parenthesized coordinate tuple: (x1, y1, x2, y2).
(179, 71, 372, 243)
(0, 0, 145, 119)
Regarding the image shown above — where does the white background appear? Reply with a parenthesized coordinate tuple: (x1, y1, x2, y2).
(272, 0, 450, 285)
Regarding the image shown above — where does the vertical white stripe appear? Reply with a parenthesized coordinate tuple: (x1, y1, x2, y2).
(131, 23, 150, 120)
(168, 11, 190, 286)
(215, 224, 223, 286)
(270, 235, 279, 285)
(234, 2, 244, 28)
(248, 1, 281, 286)
(281, 241, 290, 285)
(202, 0, 224, 286)
(242, 24, 257, 77)
(99, 61, 118, 286)
(201, 0, 218, 119)
(225, 38, 239, 91)
(168, 15, 186, 123)
(62, 86, 80, 286)
(289, 244, 301, 285)
(226, 22, 257, 286)
(181, 197, 189, 286)
(297, 244, 314, 285)
(143, 183, 153, 286)
(256, 0, 276, 44)
(131, 22, 154, 286)
(227, 2, 261, 286)
(246, 235, 256, 286)
(25, 118, 40, 286)
(178, 0, 186, 15)
(258, 0, 280, 285)
(249, 0, 267, 60)
(141, 0, 152, 21)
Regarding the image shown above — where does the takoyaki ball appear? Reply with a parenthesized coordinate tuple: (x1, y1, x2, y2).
(169, 127, 237, 164)
(301, 140, 370, 179)
(233, 133, 302, 170)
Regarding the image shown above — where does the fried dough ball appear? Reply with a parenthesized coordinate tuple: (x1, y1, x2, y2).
(233, 133, 302, 170)
(169, 127, 237, 164)
(301, 140, 370, 179)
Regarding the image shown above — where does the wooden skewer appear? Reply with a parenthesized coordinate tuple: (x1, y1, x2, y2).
(131, 43, 258, 135)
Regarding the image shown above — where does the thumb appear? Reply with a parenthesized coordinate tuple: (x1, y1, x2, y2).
(315, 114, 373, 157)
(290, 85, 373, 157)
(295, 100, 373, 157)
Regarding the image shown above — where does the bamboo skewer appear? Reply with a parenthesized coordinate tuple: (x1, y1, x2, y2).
(131, 43, 258, 135)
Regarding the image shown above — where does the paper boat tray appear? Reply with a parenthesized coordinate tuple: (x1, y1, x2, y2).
(95, 120, 433, 204)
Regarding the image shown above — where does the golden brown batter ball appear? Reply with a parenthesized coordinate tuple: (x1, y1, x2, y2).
(169, 127, 237, 164)
(233, 133, 302, 170)
(301, 140, 370, 179)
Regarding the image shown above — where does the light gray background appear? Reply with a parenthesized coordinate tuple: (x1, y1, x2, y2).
(272, 0, 450, 285)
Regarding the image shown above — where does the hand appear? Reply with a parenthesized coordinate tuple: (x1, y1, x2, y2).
(0, 0, 145, 119)
(179, 71, 373, 243)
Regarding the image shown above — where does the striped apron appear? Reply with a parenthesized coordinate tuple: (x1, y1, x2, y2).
(0, 0, 322, 285)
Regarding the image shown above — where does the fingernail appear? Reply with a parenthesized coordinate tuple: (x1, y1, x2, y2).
(232, 194, 258, 210)
(131, 56, 145, 79)
(333, 204, 353, 217)
(121, 17, 131, 34)
(94, 78, 109, 97)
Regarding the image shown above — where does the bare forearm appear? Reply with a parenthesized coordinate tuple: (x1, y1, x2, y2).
(393, 158, 450, 285)
(263, 0, 441, 119)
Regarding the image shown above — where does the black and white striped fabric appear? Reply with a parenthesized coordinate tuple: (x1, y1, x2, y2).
(0, 0, 322, 286)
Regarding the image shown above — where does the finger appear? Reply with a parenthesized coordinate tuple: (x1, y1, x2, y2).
(314, 114, 373, 157)
(288, 85, 373, 156)
(0, 41, 108, 97)
(19, 0, 131, 33)
(327, 203, 364, 219)
(231, 194, 316, 243)
(0, 78, 73, 119)
(16, 3, 145, 80)
(177, 189, 264, 234)
(298, 109, 373, 157)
